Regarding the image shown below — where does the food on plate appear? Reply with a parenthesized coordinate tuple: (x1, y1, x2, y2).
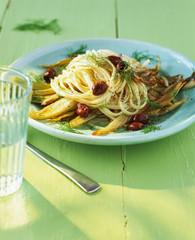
(29, 49, 195, 135)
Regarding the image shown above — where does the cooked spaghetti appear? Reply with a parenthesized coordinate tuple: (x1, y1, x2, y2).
(29, 49, 195, 135)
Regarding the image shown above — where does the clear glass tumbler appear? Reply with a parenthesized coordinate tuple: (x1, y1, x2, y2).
(0, 66, 32, 197)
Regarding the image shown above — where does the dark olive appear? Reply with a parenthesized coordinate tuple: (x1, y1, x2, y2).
(127, 122, 145, 131)
(107, 55, 122, 67)
(117, 61, 128, 72)
(132, 113, 149, 124)
(92, 81, 108, 96)
(43, 68, 56, 83)
(76, 103, 89, 117)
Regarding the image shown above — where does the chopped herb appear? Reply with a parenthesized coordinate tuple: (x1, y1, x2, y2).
(67, 44, 87, 57)
(147, 99, 166, 110)
(84, 122, 104, 130)
(132, 50, 158, 63)
(123, 72, 134, 95)
(99, 104, 109, 110)
(86, 52, 109, 68)
(142, 125, 161, 133)
(119, 64, 135, 95)
(28, 72, 45, 83)
(57, 64, 67, 72)
(84, 117, 109, 130)
(172, 89, 179, 97)
(124, 66, 136, 81)
(82, 123, 96, 130)
(55, 122, 83, 134)
(129, 65, 136, 81)
(90, 121, 106, 127)
(13, 19, 61, 34)
(96, 102, 109, 109)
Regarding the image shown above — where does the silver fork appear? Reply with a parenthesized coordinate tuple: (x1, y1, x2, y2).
(26, 142, 101, 193)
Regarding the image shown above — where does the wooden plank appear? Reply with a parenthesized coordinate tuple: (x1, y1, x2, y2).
(121, 129, 195, 239)
(0, 0, 9, 23)
(0, 149, 124, 240)
(0, 0, 126, 240)
(118, 0, 195, 239)
(117, 0, 195, 60)
(0, 0, 116, 65)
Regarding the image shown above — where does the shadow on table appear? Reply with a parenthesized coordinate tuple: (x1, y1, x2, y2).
(0, 180, 90, 240)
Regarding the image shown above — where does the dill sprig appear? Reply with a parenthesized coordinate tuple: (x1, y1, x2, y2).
(172, 89, 179, 97)
(132, 50, 158, 63)
(57, 64, 67, 72)
(13, 19, 61, 34)
(67, 44, 87, 57)
(147, 99, 166, 110)
(122, 71, 134, 95)
(55, 122, 83, 134)
(119, 62, 135, 95)
(28, 72, 45, 83)
(86, 53, 109, 68)
(142, 125, 161, 133)
(95, 100, 109, 109)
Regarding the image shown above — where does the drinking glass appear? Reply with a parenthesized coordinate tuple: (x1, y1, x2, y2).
(0, 66, 32, 197)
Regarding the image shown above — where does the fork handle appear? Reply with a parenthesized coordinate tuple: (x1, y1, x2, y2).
(26, 142, 101, 193)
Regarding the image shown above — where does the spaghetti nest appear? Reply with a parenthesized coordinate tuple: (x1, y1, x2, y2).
(29, 49, 195, 135)
(51, 50, 148, 119)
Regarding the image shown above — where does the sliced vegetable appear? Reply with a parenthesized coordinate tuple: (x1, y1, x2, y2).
(30, 98, 76, 119)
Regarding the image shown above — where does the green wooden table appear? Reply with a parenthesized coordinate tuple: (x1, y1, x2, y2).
(0, 0, 195, 239)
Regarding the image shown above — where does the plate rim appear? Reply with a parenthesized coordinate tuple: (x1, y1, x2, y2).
(10, 38, 195, 145)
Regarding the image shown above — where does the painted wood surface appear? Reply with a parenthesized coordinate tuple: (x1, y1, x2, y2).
(0, 0, 195, 239)
(118, 1, 195, 238)
(0, 0, 9, 25)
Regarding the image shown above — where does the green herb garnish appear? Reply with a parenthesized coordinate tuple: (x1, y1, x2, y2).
(132, 50, 158, 63)
(28, 72, 45, 83)
(67, 44, 87, 57)
(84, 122, 105, 130)
(147, 99, 166, 110)
(95, 100, 109, 109)
(86, 52, 109, 68)
(57, 64, 67, 72)
(13, 19, 61, 34)
(172, 89, 179, 97)
(123, 72, 134, 95)
(142, 125, 161, 133)
(119, 63, 135, 95)
(55, 122, 83, 134)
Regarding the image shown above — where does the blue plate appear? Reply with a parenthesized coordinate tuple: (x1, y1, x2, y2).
(10, 38, 195, 145)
